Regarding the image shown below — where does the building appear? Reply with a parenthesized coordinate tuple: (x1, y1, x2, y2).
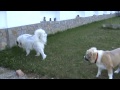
(0, 11, 116, 29)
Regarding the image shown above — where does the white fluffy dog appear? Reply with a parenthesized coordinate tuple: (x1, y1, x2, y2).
(16, 29, 47, 60)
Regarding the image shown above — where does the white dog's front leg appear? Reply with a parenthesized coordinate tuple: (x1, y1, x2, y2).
(37, 48, 46, 60)
(108, 73, 113, 79)
(42, 54, 47, 60)
(114, 67, 120, 74)
(108, 69, 113, 79)
(26, 49, 30, 56)
(41, 50, 46, 60)
(96, 68, 102, 77)
(35, 52, 40, 56)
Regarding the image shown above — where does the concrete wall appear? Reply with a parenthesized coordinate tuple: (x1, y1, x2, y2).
(0, 29, 7, 50)
(0, 14, 116, 51)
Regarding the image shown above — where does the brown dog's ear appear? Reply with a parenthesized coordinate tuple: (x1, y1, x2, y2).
(91, 47, 97, 50)
(92, 52, 97, 60)
(90, 52, 93, 56)
(86, 50, 88, 52)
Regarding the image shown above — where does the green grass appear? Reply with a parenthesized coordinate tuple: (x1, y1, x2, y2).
(1, 17, 120, 79)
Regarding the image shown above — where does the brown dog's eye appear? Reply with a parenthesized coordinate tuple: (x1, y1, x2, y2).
(88, 56, 91, 59)
(88, 54, 91, 59)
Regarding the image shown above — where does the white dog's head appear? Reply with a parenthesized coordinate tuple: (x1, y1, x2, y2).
(34, 29, 47, 45)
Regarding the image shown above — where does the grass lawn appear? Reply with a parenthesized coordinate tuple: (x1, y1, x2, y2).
(1, 16, 120, 79)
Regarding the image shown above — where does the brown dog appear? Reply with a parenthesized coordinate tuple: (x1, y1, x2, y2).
(84, 47, 120, 79)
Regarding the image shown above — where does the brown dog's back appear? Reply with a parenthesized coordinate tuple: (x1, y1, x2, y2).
(103, 48, 120, 68)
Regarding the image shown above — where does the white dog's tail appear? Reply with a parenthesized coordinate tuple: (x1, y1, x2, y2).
(34, 29, 47, 45)
(34, 29, 46, 36)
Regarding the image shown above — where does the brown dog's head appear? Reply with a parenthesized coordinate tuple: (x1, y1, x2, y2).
(84, 47, 98, 63)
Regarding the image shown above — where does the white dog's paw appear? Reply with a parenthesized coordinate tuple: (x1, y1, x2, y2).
(96, 75, 99, 78)
(96, 74, 100, 77)
(35, 54, 40, 56)
(26, 50, 30, 56)
(114, 70, 119, 74)
(42, 54, 47, 60)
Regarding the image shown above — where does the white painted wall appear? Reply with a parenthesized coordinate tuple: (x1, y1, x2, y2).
(40, 11, 60, 21)
(60, 11, 73, 20)
(110, 11, 116, 14)
(55, 11, 60, 21)
(60, 11, 103, 20)
(103, 11, 107, 14)
(112, 11, 117, 13)
(0, 11, 7, 29)
(6, 11, 41, 28)
(79, 11, 85, 17)
(94, 11, 99, 15)
(98, 11, 104, 15)
(104, 11, 116, 14)
(0, 11, 116, 29)
(106, 11, 111, 14)
(60, 11, 84, 20)
(84, 11, 94, 17)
